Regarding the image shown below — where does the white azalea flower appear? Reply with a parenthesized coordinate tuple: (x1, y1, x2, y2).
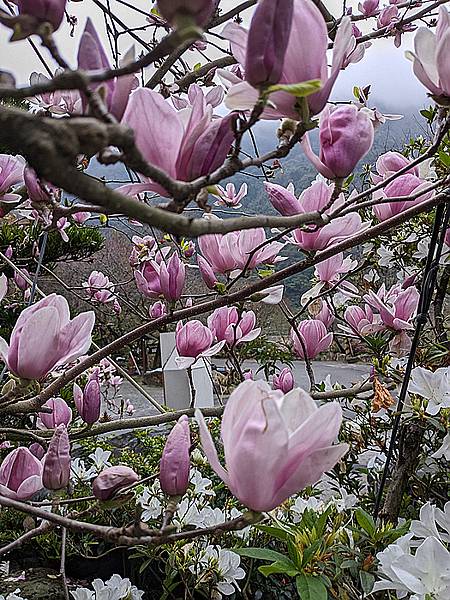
(72, 575, 144, 600)
(190, 469, 215, 497)
(432, 433, 450, 461)
(375, 536, 450, 600)
(139, 484, 163, 522)
(201, 546, 246, 597)
(70, 458, 96, 483)
(409, 366, 450, 415)
(88, 448, 112, 471)
(0, 591, 28, 600)
(377, 245, 396, 267)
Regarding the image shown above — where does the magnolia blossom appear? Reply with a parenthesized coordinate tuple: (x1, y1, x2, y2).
(407, 6, 450, 99)
(358, 0, 379, 16)
(42, 424, 71, 491)
(77, 18, 136, 121)
(364, 283, 419, 331)
(208, 307, 261, 347)
(408, 366, 450, 415)
(38, 397, 72, 429)
(157, 0, 214, 27)
(0, 294, 95, 380)
(29, 71, 81, 115)
(0, 154, 24, 204)
(120, 88, 237, 197)
(0, 447, 43, 500)
(272, 367, 295, 393)
(315, 253, 358, 284)
(212, 182, 248, 208)
(198, 226, 283, 277)
(74, 374, 101, 425)
(372, 151, 419, 183)
(302, 105, 374, 179)
(343, 304, 380, 335)
(372, 173, 433, 221)
(196, 380, 348, 512)
(17, 0, 67, 31)
(222, 0, 352, 118)
(291, 320, 333, 359)
(277, 180, 368, 251)
(159, 253, 186, 302)
(83, 271, 116, 304)
(175, 320, 225, 369)
(93, 466, 139, 500)
(172, 84, 224, 111)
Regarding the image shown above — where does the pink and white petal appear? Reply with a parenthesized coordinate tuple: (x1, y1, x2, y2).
(175, 356, 196, 369)
(195, 408, 229, 483)
(224, 82, 259, 112)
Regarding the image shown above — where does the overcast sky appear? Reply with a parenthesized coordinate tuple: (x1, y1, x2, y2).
(0, 0, 428, 110)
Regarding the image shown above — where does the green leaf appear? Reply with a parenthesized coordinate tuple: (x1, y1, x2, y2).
(235, 547, 288, 562)
(256, 524, 290, 541)
(359, 571, 375, 595)
(266, 79, 322, 99)
(259, 560, 299, 577)
(296, 574, 328, 600)
(301, 539, 322, 567)
(355, 508, 376, 537)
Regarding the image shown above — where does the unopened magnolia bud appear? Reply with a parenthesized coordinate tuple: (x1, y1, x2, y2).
(92, 466, 139, 500)
(157, 0, 214, 28)
(42, 424, 71, 491)
(159, 415, 191, 496)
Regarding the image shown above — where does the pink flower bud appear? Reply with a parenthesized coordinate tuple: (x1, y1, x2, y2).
(92, 465, 139, 500)
(42, 424, 71, 491)
(73, 374, 101, 425)
(149, 301, 167, 319)
(157, 0, 215, 27)
(358, 0, 379, 17)
(264, 182, 301, 216)
(197, 255, 218, 289)
(377, 5, 398, 28)
(39, 397, 72, 429)
(302, 105, 374, 179)
(18, 0, 67, 31)
(159, 415, 191, 496)
(245, 0, 294, 87)
(291, 320, 333, 360)
(13, 268, 30, 291)
(29, 442, 45, 460)
(272, 367, 295, 393)
(72, 211, 91, 224)
(5, 245, 13, 259)
(175, 320, 214, 358)
(24, 165, 57, 203)
(159, 253, 185, 302)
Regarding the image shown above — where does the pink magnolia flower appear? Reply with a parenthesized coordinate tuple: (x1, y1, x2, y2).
(0, 447, 43, 500)
(134, 261, 162, 299)
(149, 301, 167, 319)
(38, 397, 72, 429)
(287, 180, 368, 251)
(244, 0, 294, 87)
(83, 271, 115, 304)
(42, 424, 71, 491)
(13, 268, 31, 292)
(159, 253, 185, 302)
(372, 173, 433, 221)
(231, 228, 284, 270)
(302, 105, 374, 179)
(93, 465, 139, 500)
(364, 284, 420, 331)
(407, 6, 450, 98)
(358, 0, 379, 17)
(212, 182, 248, 208)
(29, 72, 81, 115)
(207, 307, 261, 346)
(77, 19, 137, 121)
(343, 305, 380, 335)
(172, 84, 224, 111)
(196, 380, 348, 512)
(372, 151, 419, 183)
(315, 253, 357, 284)
(316, 300, 335, 329)
(17, 0, 67, 31)
(72, 211, 91, 224)
(223, 0, 352, 118)
(0, 294, 95, 380)
(175, 320, 225, 369)
(24, 165, 58, 204)
(157, 0, 215, 27)
(272, 367, 295, 393)
(73, 373, 101, 425)
(377, 5, 398, 29)
(0, 154, 24, 204)
(291, 320, 333, 360)
(120, 88, 237, 197)
(265, 182, 302, 216)
(159, 415, 191, 496)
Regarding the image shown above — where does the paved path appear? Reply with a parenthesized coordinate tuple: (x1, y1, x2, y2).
(118, 360, 369, 419)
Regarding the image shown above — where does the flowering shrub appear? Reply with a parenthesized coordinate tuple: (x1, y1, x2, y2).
(0, 0, 449, 597)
